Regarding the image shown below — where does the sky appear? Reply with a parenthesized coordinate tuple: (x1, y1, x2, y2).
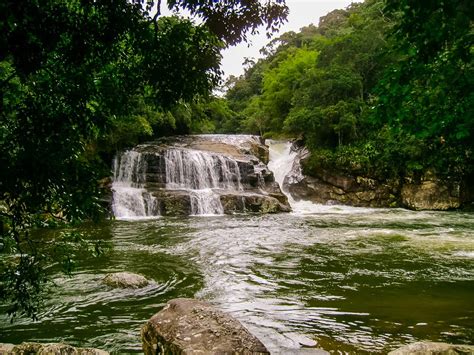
(220, 0, 359, 79)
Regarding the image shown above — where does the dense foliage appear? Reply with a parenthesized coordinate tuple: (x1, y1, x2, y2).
(0, 0, 288, 319)
(223, 0, 473, 181)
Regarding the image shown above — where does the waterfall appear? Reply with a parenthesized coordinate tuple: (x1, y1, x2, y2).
(164, 149, 242, 191)
(112, 145, 245, 218)
(111, 151, 158, 219)
(267, 140, 297, 196)
(267, 140, 323, 214)
(164, 148, 243, 216)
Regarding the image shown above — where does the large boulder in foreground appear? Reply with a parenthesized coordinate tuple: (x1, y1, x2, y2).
(388, 341, 474, 354)
(0, 342, 108, 354)
(141, 298, 269, 354)
(103, 272, 149, 289)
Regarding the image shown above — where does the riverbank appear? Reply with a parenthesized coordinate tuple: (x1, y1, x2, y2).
(280, 140, 474, 211)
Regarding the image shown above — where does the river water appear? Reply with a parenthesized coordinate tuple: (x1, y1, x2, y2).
(1, 142, 473, 354)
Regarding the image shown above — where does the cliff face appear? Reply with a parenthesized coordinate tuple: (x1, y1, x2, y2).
(284, 143, 470, 211)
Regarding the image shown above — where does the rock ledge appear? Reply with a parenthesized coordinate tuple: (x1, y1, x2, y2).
(388, 341, 474, 354)
(0, 342, 108, 354)
(141, 298, 270, 354)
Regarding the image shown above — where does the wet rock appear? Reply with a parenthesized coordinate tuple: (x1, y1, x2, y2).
(401, 177, 461, 210)
(141, 298, 270, 354)
(388, 341, 474, 354)
(0, 342, 108, 354)
(150, 190, 192, 216)
(103, 272, 149, 289)
(220, 193, 291, 214)
(0, 344, 14, 353)
(112, 134, 290, 217)
(285, 146, 397, 208)
(284, 142, 473, 210)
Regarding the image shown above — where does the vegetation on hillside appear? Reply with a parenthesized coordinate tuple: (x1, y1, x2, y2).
(221, 0, 473, 181)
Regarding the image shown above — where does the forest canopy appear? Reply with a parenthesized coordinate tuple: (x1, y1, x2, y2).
(222, 0, 473, 181)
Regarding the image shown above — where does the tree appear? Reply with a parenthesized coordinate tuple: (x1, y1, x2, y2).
(225, 0, 391, 147)
(0, 0, 288, 319)
(373, 0, 473, 178)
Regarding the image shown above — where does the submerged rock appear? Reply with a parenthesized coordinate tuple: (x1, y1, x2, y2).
(0, 342, 108, 354)
(141, 298, 270, 354)
(103, 272, 149, 289)
(388, 341, 474, 354)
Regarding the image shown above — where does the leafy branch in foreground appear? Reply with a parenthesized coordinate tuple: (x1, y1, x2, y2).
(0, 0, 288, 319)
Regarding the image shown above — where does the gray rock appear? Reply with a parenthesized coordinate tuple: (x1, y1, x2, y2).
(150, 190, 192, 216)
(388, 341, 474, 354)
(113, 135, 290, 217)
(103, 272, 149, 289)
(0, 342, 108, 354)
(285, 142, 473, 211)
(141, 298, 270, 354)
(0, 344, 15, 353)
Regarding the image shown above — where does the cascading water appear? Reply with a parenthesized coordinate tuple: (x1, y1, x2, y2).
(267, 140, 297, 196)
(111, 151, 158, 219)
(267, 140, 366, 214)
(111, 143, 245, 218)
(164, 149, 242, 190)
(164, 148, 243, 215)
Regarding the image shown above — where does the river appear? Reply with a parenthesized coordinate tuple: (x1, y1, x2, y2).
(1, 141, 473, 354)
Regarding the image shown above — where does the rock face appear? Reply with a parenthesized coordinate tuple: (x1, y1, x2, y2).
(285, 143, 470, 210)
(401, 175, 461, 210)
(285, 146, 398, 208)
(103, 272, 149, 289)
(141, 298, 270, 354)
(388, 341, 474, 354)
(0, 342, 108, 354)
(112, 135, 290, 217)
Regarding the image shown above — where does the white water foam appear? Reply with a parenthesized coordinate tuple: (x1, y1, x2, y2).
(453, 251, 474, 258)
(164, 148, 243, 215)
(111, 151, 158, 219)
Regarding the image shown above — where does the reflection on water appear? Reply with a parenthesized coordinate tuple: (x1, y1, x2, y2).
(1, 208, 474, 354)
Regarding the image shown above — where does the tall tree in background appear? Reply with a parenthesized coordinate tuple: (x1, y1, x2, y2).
(225, 0, 393, 147)
(0, 0, 288, 319)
